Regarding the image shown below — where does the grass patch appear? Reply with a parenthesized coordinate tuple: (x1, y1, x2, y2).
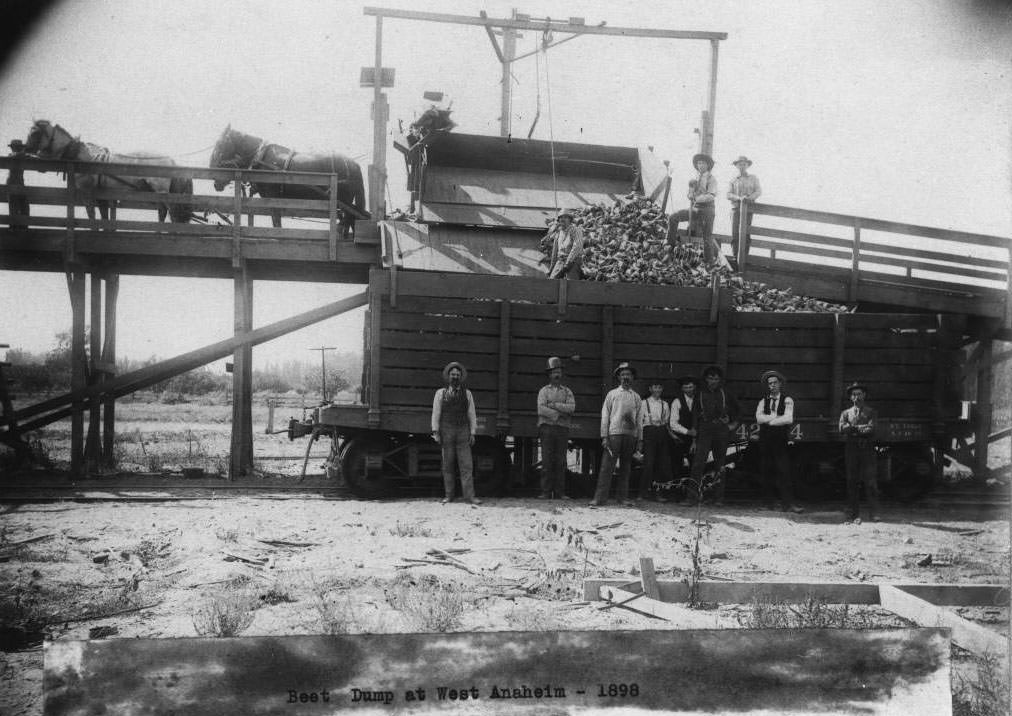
(504, 607, 558, 631)
(192, 584, 258, 637)
(385, 574, 474, 632)
(737, 592, 899, 629)
(953, 650, 1011, 716)
(309, 575, 369, 635)
(388, 521, 433, 538)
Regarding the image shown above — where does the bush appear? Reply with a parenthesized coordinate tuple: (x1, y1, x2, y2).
(386, 575, 471, 632)
(192, 587, 257, 637)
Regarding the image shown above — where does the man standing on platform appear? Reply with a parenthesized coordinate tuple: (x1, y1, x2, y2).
(755, 370, 803, 513)
(431, 361, 481, 505)
(666, 154, 719, 263)
(546, 209, 584, 280)
(591, 362, 642, 507)
(689, 365, 739, 505)
(638, 381, 672, 502)
(537, 356, 576, 500)
(839, 382, 880, 524)
(667, 375, 699, 502)
(728, 155, 762, 266)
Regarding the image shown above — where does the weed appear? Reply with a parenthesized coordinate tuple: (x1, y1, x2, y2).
(259, 572, 297, 606)
(953, 650, 1011, 716)
(215, 527, 241, 542)
(504, 607, 557, 631)
(737, 592, 882, 629)
(131, 536, 171, 567)
(385, 575, 472, 632)
(0, 574, 47, 629)
(192, 585, 257, 637)
(677, 467, 723, 608)
(309, 576, 360, 634)
(389, 521, 432, 538)
(525, 519, 586, 550)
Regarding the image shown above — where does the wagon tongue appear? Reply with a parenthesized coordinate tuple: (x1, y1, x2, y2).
(401, 132, 658, 229)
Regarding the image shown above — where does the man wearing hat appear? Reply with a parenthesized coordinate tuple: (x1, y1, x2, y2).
(431, 362, 481, 505)
(638, 380, 672, 501)
(6, 139, 29, 230)
(688, 365, 740, 504)
(667, 374, 700, 502)
(727, 156, 762, 264)
(591, 362, 642, 507)
(755, 370, 803, 513)
(537, 356, 576, 499)
(546, 209, 584, 280)
(839, 382, 879, 524)
(665, 153, 719, 263)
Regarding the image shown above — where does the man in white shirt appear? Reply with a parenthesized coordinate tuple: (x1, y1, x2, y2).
(728, 155, 762, 264)
(591, 363, 642, 507)
(755, 370, 803, 513)
(537, 356, 576, 500)
(638, 381, 672, 502)
(547, 209, 584, 279)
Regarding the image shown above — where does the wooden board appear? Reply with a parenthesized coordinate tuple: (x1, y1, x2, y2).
(43, 629, 952, 715)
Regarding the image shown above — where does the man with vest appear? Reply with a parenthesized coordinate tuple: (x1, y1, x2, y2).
(755, 370, 803, 513)
(638, 381, 672, 502)
(689, 365, 739, 505)
(839, 382, 880, 524)
(591, 362, 642, 507)
(537, 356, 576, 500)
(667, 375, 699, 503)
(431, 362, 481, 505)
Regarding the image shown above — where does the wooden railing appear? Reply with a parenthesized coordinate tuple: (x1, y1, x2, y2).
(739, 202, 1011, 322)
(0, 156, 374, 267)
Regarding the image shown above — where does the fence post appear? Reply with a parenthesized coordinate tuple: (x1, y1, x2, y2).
(232, 172, 243, 269)
(64, 164, 76, 265)
(329, 174, 339, 260)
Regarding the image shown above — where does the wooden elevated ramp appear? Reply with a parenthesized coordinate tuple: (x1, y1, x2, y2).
(739, 203, 1010, 323)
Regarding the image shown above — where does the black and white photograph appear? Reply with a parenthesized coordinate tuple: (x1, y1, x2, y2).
(0, 1, 1009, 714)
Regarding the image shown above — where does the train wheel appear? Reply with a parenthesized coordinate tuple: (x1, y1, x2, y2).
(472, 436, 509, 497)
(342, 436, 392, 499)
(879, 446, 935, 503)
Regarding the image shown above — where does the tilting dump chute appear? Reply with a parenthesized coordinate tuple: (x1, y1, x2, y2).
(396, 131, 670, 229)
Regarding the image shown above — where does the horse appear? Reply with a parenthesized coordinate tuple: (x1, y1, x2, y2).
(208, 125, 367, 229)
(23, 120, 193, 223)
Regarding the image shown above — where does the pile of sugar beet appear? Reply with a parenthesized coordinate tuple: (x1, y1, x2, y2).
(539, 194, 848, 313)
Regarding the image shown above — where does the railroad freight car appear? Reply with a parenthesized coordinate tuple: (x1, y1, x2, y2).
(293, 268, 967, 501)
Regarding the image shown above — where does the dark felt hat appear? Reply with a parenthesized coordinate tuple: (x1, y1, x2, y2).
(732, 155, 753, 167)
(845, 381, 869, 397)
(675, 375, 699, 386)
(701, 364, 724, 379)
(692, 153, 714, 171)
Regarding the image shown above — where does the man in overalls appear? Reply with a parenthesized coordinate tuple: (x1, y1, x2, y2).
(688, 365, 739, 505)
(431, 362, 481, 505)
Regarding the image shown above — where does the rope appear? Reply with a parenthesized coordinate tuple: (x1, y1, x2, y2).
(542, 27, 559, 212)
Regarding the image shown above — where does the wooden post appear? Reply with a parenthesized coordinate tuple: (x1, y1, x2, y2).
(229, 263, 254, 480)
(232, 173, 243, 268)
(500, 18, 517, 138)
(102, 274, 118, 466)
(64, 164, 76, 265)
(329, 174, 339, 259)
(831, 314, 846, 423)
(496, 301, 511, 433)
(974, 339, 993, 480)
(85, 274, 102, 471)
(67, 271, 86, 477)
(368, 15, 388, 220)
(703, 39, 720, 155)
(601, 306, 614, 398)
(932, 315, 953, 482)
(557, 278, 568, 315)
(848, 219, 861, 303)
(736, 200, 748, 270)
(715, 303, 728, 374)
(367, 288, 382, 428)
(1005, 245, 1011, 330)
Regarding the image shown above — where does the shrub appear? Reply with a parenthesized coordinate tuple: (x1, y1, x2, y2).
(386, 575, 471, 632)
(192, 587, 257, 637)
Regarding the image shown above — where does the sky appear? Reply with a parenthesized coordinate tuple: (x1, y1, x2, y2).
(1, 0, 1009, 370)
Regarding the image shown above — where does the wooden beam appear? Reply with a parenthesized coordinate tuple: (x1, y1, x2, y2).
(229, 265, 254, 480)
(67, 270, 86, 476)
(496, 301, 511, 433)
(599, 585, 734, 627)
(101, 274, 118, 466)
(363, 6, 728, 40)
(600, 305, 614, 398)
(64, 165, 76, 264)
(831, 314, 846, 421)
(15, 292, 369, 430)
(879, 584, 1008, 657)
(585, 578, 883, 605)
(479, 10, 505, 64)
(367, 288, 382, 428)
(639, 557, 660, 600)
(85, 274, 102, 471)
(974, 340, 993, 479)
(704, 39, 719, 156)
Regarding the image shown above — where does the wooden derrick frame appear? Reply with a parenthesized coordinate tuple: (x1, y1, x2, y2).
(586, 569, 1010, 657)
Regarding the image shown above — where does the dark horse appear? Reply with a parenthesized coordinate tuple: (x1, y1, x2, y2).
(208, 125, 367, 229)
(23, 120, 192, 222)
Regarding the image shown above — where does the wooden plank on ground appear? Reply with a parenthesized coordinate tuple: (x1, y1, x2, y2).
(584, 579, 883, 605)
(599, 585, 734, 627)
(638, 558, 660, 600)
(879, 584, 1009, 657)
(43, 629, 952, 714)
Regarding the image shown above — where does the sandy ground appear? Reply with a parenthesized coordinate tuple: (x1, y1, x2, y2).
(1, 495, 1008, 715)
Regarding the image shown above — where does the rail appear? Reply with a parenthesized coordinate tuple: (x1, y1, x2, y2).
(739, 202, 1011, 323)
(0, 156, 376, 271)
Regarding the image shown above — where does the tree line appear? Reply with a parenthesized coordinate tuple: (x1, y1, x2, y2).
(4, 331, 362, 397)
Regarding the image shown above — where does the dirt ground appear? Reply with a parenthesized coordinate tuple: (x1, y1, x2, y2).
(1, 493, 1008, 715)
